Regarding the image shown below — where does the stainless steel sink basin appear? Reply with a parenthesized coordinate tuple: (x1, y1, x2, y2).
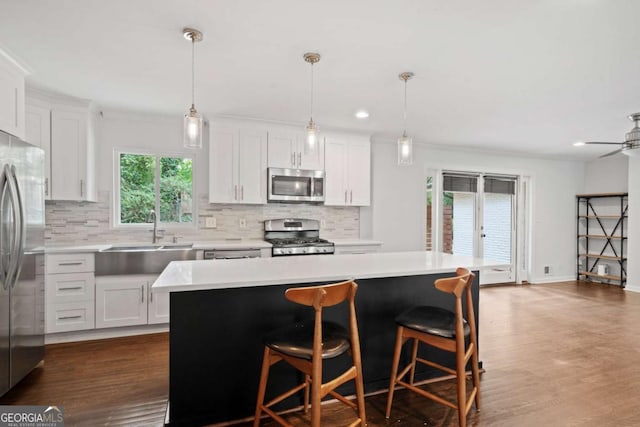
(96, 244, 196, 275)
(103, 245, 160, 252)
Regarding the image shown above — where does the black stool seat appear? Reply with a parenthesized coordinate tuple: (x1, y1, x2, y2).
(396, 306, 470, 339)
(264, 320, 350, 360)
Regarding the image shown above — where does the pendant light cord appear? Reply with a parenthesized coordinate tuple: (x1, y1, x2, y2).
(403, 78, 408, 135)
(191, 36, 195, 109)
(309, 62, 314, 122)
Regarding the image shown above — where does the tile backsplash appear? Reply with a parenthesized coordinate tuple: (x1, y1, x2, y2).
(45, 191, 360, 245)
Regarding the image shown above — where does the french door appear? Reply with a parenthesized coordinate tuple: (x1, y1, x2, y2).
(441, 172, 517, 284)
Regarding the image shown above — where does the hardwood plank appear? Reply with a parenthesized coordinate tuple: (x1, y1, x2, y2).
(3, 282, 640, 426)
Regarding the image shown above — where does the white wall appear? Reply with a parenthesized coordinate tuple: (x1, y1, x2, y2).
(360, 139, 586, 283)
(583, 155, 628, 193)
(626, 156, 640, 291)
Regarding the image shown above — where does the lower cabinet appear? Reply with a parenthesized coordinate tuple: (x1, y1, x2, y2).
(95, 275, 166, 329)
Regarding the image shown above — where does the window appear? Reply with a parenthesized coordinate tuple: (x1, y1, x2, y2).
(117, 152, 193, 226)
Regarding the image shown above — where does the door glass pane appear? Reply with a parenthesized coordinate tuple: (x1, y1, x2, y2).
(442, 191, 475, 256)
(159, 157, 193, 223)
(119, 154, 155, 224)
(483, 192, 512, 263)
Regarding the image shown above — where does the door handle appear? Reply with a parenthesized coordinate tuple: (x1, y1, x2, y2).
(297, 152, 302, 168)
(141, 285, 145, 303)
(350, 190, 353, 204)
(344, 190, 347, 204)
(45, 177, 49, 197)
(80, 179, 84, 198)
(150, 290, 153, 303)
(58, 262, 83, 266)
(240, 185, 244, 200)
(234, 185, 238, 201)
(481, 234, 487, 238)
(291, 152, 296, 167)
(58, 315, 82, 321)
(59, 286, 83, 291)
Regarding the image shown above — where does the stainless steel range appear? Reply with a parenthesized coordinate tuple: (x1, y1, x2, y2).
(264, 218, 334, 256)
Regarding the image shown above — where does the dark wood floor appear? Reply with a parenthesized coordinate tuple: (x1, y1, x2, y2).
(3, 281, 640, 426)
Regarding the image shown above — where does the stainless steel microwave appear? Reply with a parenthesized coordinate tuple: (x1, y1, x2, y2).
(267, 168, 325, 203)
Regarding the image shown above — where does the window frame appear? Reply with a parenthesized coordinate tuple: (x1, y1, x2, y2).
(113, 148, 197, 230)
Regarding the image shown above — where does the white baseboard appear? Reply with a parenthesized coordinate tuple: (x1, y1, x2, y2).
(45, 324, 169, 344)
(529, 275, 576, 284)
(625, 286, 640, 293)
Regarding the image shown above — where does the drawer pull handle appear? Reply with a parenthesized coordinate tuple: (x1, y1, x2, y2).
(58, 262, 83, 266)
(58, 315, 82, 320)
(59, 286, 83, 291)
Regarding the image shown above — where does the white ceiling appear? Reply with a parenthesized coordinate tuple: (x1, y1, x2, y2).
(1, 0, 639, 159)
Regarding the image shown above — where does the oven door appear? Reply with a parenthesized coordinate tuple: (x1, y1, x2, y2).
(268, 168, 324, 203)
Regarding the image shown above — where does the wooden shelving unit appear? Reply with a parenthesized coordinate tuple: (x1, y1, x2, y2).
(576, 193, 627, 287)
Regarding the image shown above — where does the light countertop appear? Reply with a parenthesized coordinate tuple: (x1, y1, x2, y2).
(44, 239, 272, 253)
(152, 251, 503, 293)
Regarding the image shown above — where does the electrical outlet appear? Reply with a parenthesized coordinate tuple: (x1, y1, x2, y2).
(205, 217, 217, 228)
(544, 265, 552, 275)
(239, 218, 247, 229)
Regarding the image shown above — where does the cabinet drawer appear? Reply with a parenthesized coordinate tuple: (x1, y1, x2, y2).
(335, 245, 380, 255)
(46, 272, 95, 304)
(46, 253, 94, 274)
(46, 301, 95, 333)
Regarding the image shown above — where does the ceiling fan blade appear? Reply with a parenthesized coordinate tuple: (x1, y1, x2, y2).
(599, 148, 624, 158)
(582, 141, 622, 145)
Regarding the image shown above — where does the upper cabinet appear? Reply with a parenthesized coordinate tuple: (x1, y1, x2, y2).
(267, 128, 324, 170)
(25, 89, 96, 201)
(324, 135, 371, 206)
(0, 51, 27, 139)
(209, 123, 267, 204)
(25, 104, 51, 199)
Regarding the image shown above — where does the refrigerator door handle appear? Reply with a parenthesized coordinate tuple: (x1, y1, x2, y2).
(9, 166, 25, 288)
(3, 165, 21, 290)
(0, 165, 7, 290)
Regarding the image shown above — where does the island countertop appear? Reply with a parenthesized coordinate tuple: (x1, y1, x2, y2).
(152, 251, 503, 293)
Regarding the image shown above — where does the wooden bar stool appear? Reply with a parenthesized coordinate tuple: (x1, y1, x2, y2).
(253, 280, 366, 427)
(385, 268, 480, 427)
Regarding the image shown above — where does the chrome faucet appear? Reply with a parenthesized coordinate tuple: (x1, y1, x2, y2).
(146, 209, 161, 244)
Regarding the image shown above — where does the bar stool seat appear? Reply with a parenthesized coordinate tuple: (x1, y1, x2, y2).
(395, 306, 470, 339)
(264, 320, 350, 360)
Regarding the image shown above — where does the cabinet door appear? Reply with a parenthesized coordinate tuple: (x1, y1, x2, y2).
(51, 109, 87, 201)
(324, 136, 348, 206)
(0, 58, 25, 139)
(148, 282, 169, 325)
(95, 278, 148, 328)
(297, 134, 325, 170)
(267, 130, 296, 168)
(209, 127, 236, 203)
(25, 105, 51, 199)
(237, 129, 267, 204)
(346, 138, 371, 206)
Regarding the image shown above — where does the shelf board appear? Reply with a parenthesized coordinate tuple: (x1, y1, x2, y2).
(578, 234, 625, 239)
(578, 254, 626, 261)
(579, 271, 623, 281)
(576, 192, 628, 199)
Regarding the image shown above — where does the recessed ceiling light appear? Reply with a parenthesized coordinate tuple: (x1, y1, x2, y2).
(355, 110, 369, 119)
(573, 141, 585, 146)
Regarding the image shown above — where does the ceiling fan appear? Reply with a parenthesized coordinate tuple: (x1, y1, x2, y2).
(574, 113, 640, 157)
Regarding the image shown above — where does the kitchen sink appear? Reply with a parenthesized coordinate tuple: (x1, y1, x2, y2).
(95, 244, 196, 275)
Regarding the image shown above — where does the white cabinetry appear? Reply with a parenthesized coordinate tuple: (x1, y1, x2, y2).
(25, 89, 96, 201)
(25, 104, 51, 199)
(95, 275, 166, 328)
(324, 135, 371, 206)
(45, 253, 95, 333)
(334, 242, 382, 255)
(0, 52, 26, 139)
(51, 106, 96, 201)
(268, 128, 324, 170)
(209, 124, 267, 204)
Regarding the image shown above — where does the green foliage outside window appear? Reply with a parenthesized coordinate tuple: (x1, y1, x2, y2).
(119, 153, 193, 224)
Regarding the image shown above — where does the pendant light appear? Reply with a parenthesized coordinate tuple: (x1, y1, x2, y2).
(303, 52, 321, 154)
(398, 72, 414, 165)
(183, 28, 203, 149)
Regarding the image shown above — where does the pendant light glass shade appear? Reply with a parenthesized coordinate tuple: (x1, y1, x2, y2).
(303, 53, 321, 155)
(183, 28, 203, 149)
(398, 132, 413, 165)
(184, 105, 203, 149)
(398, 72, 414, 166)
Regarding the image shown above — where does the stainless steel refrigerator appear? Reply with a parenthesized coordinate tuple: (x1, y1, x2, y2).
(0, 130, 45, 396)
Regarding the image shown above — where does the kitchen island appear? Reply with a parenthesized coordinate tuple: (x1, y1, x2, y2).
(153, 251, 498, 426)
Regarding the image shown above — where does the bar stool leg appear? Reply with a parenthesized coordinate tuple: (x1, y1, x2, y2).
(455, 338, 467, 427)
(303, 374, 310, 413)
(385, 326, 404, 419)
(409, 338, 419, 384)
(470, 341, 481, 410)
(254, 346, 272, 427)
